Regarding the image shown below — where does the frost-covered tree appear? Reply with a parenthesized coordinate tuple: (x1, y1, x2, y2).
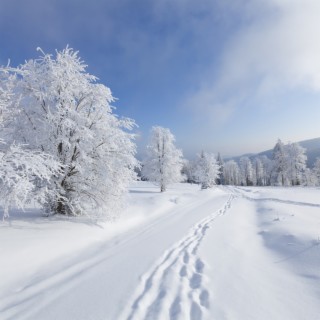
(260, 155, 273, 186)
(216, 152, 224, 185)
(239, 157, 254, 186)
(313, 158, 320, 185)
(253, 157, 264, 186)
(304, 168, 317, 186)
(1, 47, 138, 216)
(194, 151, 220, 189)
(270, 140, 307, 186)
(182, 159, 196, 184)
(142, 126, 183, 192)
(224, 160, 241, 185)
(286, 142, 307, 186)
(0, 73, 60, 218)
(272, 139, 289, 186)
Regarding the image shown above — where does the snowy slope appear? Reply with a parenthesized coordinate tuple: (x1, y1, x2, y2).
(200, 186, 320, 320)
(1, 183, 320, 320)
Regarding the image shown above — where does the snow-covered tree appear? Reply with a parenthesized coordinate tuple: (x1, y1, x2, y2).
(271, 139, 308, 186)
(181, 159, 196, 184)
(194, 151, 220, 189)
(260, 155, 273, 186)
(0, 73, 60, 218)
(216, 152, 224, 185)
(253, 157, 264, 186)
(224, 160, 241, 185)
(1, 47, 138, 216)
(272, 139, 289, 186)
(313, 158, 320, 185)
(142, 126, 183, 192)
(239, 156, 254, 186)
(286, 142, 307, 185)
(304, 168, 317, 186)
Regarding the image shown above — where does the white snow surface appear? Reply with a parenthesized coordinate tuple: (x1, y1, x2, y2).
(1, 182, 320, 320)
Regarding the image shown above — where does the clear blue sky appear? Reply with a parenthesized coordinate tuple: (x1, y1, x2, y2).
(1, 0, 320, 158)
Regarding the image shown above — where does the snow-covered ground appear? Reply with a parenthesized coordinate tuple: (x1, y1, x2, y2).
(1, 182, 320, 320)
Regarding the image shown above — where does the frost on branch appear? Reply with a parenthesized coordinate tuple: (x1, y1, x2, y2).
(0, 143, 60, 219)
(0, 71, 60, 219)
(1, 47, 138, 217)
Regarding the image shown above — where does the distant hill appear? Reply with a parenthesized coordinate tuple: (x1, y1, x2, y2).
(226, 137, 320, 168)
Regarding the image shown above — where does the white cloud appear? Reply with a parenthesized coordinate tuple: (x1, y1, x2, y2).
(185, 0, 320, 122)
(227, 0, 320, 90)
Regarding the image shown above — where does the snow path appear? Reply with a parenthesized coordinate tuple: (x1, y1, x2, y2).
(120, 194, 235, 320)
(0, 184, 231, 320)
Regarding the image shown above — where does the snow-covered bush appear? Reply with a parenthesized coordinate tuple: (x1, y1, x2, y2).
(0, 47, 138, 216)
(142, 126, 183, 192)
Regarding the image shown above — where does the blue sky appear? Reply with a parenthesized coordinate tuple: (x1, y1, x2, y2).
(1, 0, 320, 158)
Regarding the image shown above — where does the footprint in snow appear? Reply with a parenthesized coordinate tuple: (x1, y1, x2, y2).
(189, 273, 202, 289)
(183, 251, 189, 264)
(179, 265, 187, 277)
(201, 225, 209, 236)
(169, 296, 181, 320)
(199, 289, 210, 309)
(190, 301, 202, 320)
(195, 258, 205, 274)
(123, 196, 236, 320)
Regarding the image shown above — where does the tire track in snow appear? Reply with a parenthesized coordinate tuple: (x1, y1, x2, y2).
(120, 193, 235, 320)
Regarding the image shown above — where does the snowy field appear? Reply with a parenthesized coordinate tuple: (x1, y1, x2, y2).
(1, 182, 320, 320)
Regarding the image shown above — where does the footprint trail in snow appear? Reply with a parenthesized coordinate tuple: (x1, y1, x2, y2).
(120, 194, 235, 320)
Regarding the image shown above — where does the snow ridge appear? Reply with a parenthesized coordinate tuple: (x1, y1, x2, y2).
(121, 194, 235, 320)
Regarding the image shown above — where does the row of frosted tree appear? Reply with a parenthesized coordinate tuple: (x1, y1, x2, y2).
(141, 130, 320, 191)
(141, 126, 220, 192)
(183, 139, 320, 187)
(0, 47, 319, 218)
(222, 139, 318, 187)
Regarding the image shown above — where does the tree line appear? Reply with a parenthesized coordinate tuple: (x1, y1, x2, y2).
(141, 131, 320, 190)
(183, 139, 320, 188)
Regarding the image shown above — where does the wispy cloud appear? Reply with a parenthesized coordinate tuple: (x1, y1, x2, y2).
(184, 0, 320, 124)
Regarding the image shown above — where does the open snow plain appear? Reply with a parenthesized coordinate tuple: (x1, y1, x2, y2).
(1, 182, 320, 320)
